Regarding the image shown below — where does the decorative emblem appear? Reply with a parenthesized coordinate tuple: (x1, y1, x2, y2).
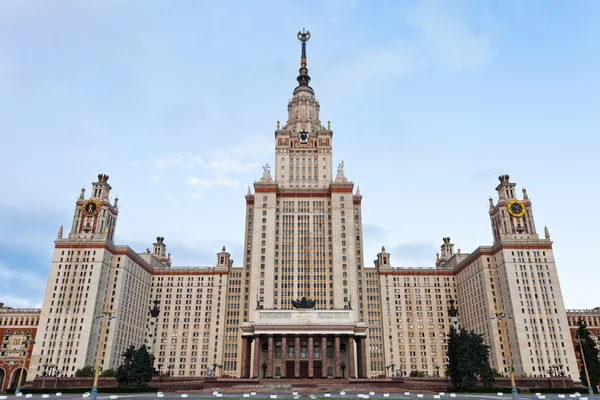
(507, 200, 525, 217)
(299, 130, 309, 143)
(291, 297, 316, 309)
(297, 29, 310, 42)
(82, 199, 100, 216)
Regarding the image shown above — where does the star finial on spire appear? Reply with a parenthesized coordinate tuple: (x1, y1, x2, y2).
(296, 29, 311, 87)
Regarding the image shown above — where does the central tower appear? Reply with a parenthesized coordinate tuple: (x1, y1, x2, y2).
(274, 29, 333, 188)
(239, 32, 370, 379)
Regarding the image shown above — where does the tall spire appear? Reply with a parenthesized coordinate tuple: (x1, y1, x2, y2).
(296, 29, 311, 87)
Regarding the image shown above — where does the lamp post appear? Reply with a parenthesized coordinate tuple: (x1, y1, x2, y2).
(492, 310, 518, 400)
(390, 361, 396, 378)
(434, 364, 440, 377)
(91, 310, 115, 400)
(15, 337, 36, 395)
(157, 363, 163, 382)
(575, 333, 594, 395)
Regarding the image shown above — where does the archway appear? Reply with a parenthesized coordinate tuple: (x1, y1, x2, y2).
(0, 368, 6, 391)
(10, 368, 26, 389)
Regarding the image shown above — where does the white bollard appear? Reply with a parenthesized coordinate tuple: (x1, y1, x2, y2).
(369, 392, 375, 396)
(251, 393, 257, 396)
(16, 394, 23, 397)
(405, 393, 411, 396)
(243, 395, 250, 398)
(56, 393, 63, 397)
(536, 393, 542, 396)
(25, 395, 33, 399)
(434, 396, 440, 399)
(383, 394, 390, 398)
(558, 396, 565, 399)
(450, 394, 457, 398)
(325, 395, 331, 398)
(42, 395, 50, 399)
(213, 391, 219, 395)
(216, 394, 223, 398)
(157, 393, 164, 398)
(270, 395, 277, 399)
(498, 393, 504, 397)
(417, 395, 424, 398)
(439, 393, 445, 396)
(340, 392, 346, 396)
(110, 396, 119, 400)
(181, 395, 188, 399)
(292, 392, 298, 396)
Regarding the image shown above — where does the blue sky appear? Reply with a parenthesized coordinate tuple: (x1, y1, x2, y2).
(0, 1, 599, 309)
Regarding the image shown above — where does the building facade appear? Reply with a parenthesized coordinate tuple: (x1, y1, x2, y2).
(28, 32, 579, 381)
(567, 308, 600, 370)
(0, 303, 40, 391)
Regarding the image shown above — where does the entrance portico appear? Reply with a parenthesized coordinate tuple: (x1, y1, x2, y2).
(241, 309, 368, 379)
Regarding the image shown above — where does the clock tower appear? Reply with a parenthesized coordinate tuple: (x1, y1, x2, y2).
(68, 174, 119, 241)
(489, 174, 538, 242)
(274, 29, 333, 189)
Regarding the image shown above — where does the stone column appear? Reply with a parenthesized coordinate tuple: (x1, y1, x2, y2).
(294, 336, 301, 378)
(348, 336, 355, 378)
(359, 337, 367, 378)
(241, 337, 249, 377)
(308, 336, 314, 378)
(334, 335, 341, 378)
(281, 336, 287, 378)
(321, 336, 327, 378)
(253, 336, 261, 378)
(355, 337, 362, 379)
(267, 335, 274, 378)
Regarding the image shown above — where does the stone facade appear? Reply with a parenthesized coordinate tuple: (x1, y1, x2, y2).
(26, 33, 580, 382)
(0, 304, 40, 391)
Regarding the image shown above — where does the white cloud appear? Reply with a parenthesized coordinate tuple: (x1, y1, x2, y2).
(154, 153, 206, 170)
(409, 0, 493, 72)
(186, 176, 239, 188)
(0, 262, 47, 308)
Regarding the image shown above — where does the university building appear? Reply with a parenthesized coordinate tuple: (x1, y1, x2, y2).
(27, 32, 579, 381)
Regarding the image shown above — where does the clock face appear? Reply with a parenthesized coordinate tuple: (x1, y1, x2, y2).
(82, 199, 100, 216)
(507, 200, 525, 217)
(299, 130, 309, 143)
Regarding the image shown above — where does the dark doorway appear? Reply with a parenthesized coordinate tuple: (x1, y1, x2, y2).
(313, 361, 322, 378)
(0, 368, 5, 391)
(286, 361, 294, 378)
(11, 368, 26, 389)
(300, 361, 308, 378)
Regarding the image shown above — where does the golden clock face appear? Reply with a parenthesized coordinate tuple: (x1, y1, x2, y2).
(507, 200, 525, 217)
(82, 199, 100, 216)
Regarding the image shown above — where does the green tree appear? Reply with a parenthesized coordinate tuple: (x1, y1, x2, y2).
(575, 321, 600, 391)
(447, 325, 495, 391)
(116, 345, 153, 387)
(75, 365, 95, 377)
(100, 368, 116, 377)
(409, 370, 427, 377)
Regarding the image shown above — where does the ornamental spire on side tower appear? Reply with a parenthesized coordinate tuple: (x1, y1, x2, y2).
(296, 28, 311, 87)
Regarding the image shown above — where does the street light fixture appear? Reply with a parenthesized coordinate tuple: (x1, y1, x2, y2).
(492, 310, 518, 400)
(90, 310, 115, 400)
(15, 337, 36, 395)
(574, 333, 594, 395)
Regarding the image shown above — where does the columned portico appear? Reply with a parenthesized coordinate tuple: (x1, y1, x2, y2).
(241, 309, 368, 379)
